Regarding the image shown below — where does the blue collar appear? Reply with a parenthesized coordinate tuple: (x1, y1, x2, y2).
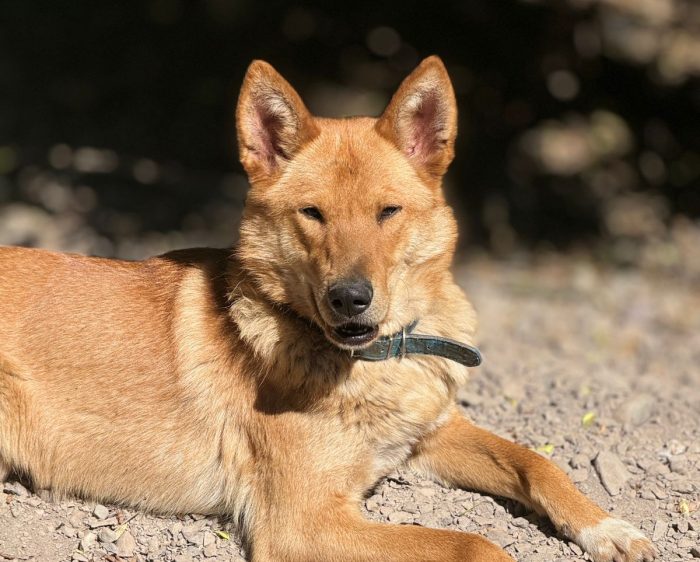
(350, 321, 482, 367)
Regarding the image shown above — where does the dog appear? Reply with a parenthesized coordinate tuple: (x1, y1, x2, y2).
(0, 57, 656, 561)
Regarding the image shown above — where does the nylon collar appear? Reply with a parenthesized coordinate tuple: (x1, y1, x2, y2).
(350, 321, 482, 367)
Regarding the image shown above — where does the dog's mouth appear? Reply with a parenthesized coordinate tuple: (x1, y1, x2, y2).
(328, 322, 379, 349)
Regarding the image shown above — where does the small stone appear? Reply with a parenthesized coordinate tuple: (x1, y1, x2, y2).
(415, 487, 436, 498)
(3, 481, 29, 496)
(182, 524, 204, 545)
(570, 468, 589, 483)
(415, 501, 433, 514)
(489, 529, 515, 548)
(651, 485, 668, 499)
(202, 531, 216, 546)
(570, 453, 590, 469)
(652, 520, 668, 542)
(93, 504, 110, 520)
(68, 512, 85, 528)
(669, 457, 688, 474)
(594, 451, 629, 496)
(672, 481, 695, 494)
(89, 516, 118, 528)
(102, 542, 118, 555)
(61, 525, 77, 538)
(513, 542, 533, 554)
(675, 520, 689, 533)
(615, 394, 655, 426)
(569, 542, 583, 555)
(174, 554, 194, 562)
(365, 495, 381, 512)
(203, 543, 218, 557)
(511, 517, 530, 528)
(147, 536, 161, 554)
(80, 531, 97, 551)
(98, 528, 119, 543)
(690, 546, 700, 558)
(72, 552, 89, 562)
(115, 530, 137, 558)
(402, 502, 420, 514)
(647, 462, 670, 476)
(171, 521, 183, 538)
(387, 511, 412, 524)
(666, 439, 687, 455)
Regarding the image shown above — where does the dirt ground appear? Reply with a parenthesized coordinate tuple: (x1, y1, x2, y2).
(1, 255, 698, 562)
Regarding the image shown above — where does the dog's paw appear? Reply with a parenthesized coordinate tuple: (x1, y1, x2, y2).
(576, 518, 656, 562)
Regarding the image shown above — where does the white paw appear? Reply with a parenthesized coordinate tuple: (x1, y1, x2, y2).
(577, 518, 657, 562)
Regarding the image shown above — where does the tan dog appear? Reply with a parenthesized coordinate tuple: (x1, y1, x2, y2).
(0, 57, 655, 561)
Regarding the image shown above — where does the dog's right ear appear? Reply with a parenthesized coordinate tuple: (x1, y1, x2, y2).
(236, 60, 319, 184)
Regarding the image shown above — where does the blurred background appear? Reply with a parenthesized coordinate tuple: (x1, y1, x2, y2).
(0, 0, 699, 278)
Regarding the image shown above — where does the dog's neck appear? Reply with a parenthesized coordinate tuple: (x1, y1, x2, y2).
(227, 264, 480, 392)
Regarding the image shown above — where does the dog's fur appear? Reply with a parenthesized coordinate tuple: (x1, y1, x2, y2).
(0, 57, 656, 561)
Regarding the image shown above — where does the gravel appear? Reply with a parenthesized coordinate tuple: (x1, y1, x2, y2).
(0, 254, 698, 561)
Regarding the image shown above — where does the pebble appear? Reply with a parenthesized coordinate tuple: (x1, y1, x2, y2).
(570, 468, 589, 483)
(653, 520, 668, 542)
(80, 530, 97, 551)
(98, 527, 120, 543)
(115, 529, 137, 557)
(182, 523, 205, 545)
(672, 481, 694, 494)
(365, 495, 381, 512)
(89, 516, 119, 528)
(92, 504, 110, 520)
(402, 502, 420, 514)
(387, 511, 412, 524)
(415, 486, 436, 498)
(594, 451, 629, 496)
(68, 511, 84, 528)
(61, 524, 77, 538)
(570, 453, 590, 469)
(203, 542, 218, 557)
(3, 482, 29, 496)
(615, 394, 656, 426)
(489, 529, 516, 547)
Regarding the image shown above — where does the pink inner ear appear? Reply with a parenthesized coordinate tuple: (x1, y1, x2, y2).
(404, 88, 446, 163)
(249, 103, 288, 167)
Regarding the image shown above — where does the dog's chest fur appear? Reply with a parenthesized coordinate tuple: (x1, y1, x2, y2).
(230, 280, 471, 484)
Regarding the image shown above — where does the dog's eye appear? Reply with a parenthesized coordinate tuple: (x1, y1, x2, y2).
(378, 205, 402, 223)
(300, 206, 324, 223)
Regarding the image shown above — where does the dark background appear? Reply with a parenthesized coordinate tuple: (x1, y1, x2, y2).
(1, 0, 698, 272)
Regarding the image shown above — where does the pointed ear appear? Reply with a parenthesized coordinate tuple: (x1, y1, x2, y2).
(376, 56, 458, 179)
(236, 60, 319, 183)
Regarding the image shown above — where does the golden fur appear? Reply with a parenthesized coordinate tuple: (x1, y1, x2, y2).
(0, 57, 655, 561)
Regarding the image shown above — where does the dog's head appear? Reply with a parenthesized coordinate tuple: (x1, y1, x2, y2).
(236, 56, 459, 350)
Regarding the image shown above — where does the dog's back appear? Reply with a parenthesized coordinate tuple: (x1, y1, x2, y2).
(0, 246, 258, 515)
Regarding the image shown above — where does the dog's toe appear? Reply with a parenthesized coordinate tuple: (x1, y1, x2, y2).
(576, 518, 656, 562)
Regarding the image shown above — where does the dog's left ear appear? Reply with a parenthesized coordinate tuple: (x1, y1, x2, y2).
(376, 56, 457, 179)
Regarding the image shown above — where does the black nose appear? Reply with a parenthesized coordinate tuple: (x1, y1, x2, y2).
(328, 278, 373, 318)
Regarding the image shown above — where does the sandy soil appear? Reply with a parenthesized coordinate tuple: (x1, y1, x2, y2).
(1, 256, 698, 561)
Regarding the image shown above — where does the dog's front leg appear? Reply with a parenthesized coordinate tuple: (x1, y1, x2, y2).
(250, 495, 513, 562)
(410, 410, 656, 562)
